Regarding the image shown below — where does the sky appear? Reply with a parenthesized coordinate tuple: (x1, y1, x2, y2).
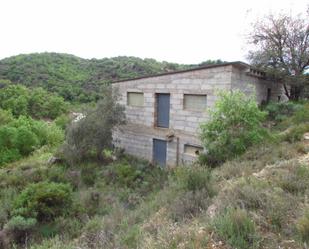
(0, 0, 308, 64)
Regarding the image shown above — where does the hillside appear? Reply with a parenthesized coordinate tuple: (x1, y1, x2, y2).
(0, 53, 193, 102)
(0, 97, 308, 248)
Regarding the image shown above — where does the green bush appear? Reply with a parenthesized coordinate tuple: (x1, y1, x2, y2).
(265, 101, 303, 122)
(200, 90, 268, 166)
(13, 182, 73, 222)
(213, 208, 259, 249)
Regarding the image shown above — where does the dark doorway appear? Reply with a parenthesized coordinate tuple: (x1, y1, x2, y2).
(156, 93, 170, 128)
(266, 88, 271, 103)
(153, 139, 167, 166)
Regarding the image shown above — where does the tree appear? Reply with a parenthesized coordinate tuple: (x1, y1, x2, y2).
(62, 86, 125, 164)
(247, 10, 309, 100)
(200, 90, 267, 166)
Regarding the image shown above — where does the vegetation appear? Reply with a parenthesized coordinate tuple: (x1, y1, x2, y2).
(0, 97, 306, 249)
(247, 10, 309, 100)
(61, 86, 125, 164)
(0, 51, 309, 248)
(0, 83, 68, 119)
(0, 115, 63, 166)
(213, 208, 259, 249)
(200, 90, 268, 166)
(0, 53, 193, 102)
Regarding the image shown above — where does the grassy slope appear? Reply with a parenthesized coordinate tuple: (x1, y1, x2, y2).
(0, 103, 305, 249)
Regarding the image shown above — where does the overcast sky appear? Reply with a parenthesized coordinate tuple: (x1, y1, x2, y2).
(0, 0, 307, 64)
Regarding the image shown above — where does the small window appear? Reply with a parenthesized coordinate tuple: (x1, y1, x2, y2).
(184, 94, 207, 111)
(184, 144, 203, 156)
(127, 92, 144, 107)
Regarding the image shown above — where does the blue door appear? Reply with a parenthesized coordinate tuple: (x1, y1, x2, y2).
(153, 139, 167, 166)
(156, 94, 170, 128)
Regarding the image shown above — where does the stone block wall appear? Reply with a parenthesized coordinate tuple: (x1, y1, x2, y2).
(231, 66, 287, 103)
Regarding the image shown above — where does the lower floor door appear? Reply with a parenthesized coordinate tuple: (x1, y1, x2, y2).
(153, 139, 167, 166)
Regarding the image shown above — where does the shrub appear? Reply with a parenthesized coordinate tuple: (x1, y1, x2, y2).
(264, 101, 303, 122)
(13, 182, 73, 222)
(200, 90, 268, 166)
(213, 208, 259, 249)
(297, 210, 309, 244)
(292, 103, 309, 123)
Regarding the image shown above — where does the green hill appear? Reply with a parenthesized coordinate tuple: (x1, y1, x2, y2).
(0, 53, 192, 102)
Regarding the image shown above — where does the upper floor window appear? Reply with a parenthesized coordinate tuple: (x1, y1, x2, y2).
(183, 94, 207, 111)
(127, 92, 144, 107)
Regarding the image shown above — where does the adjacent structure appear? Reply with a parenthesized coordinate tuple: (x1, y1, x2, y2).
(112, 61, 285, 166)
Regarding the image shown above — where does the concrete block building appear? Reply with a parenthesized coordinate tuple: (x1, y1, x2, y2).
(112, 62, 285, 166)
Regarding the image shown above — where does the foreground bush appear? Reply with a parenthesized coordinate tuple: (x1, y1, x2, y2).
(200, 90, 267, 166)
(12, 182, 73, 222)
(213, 208, 259, 249)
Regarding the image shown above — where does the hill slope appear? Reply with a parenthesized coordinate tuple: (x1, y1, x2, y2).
(0, 53, 192, 102)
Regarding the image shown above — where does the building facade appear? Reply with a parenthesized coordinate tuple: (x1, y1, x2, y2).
(112, 62, 285, 166)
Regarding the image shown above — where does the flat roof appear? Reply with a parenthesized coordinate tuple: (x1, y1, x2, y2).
(112, 61, 250, 83)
